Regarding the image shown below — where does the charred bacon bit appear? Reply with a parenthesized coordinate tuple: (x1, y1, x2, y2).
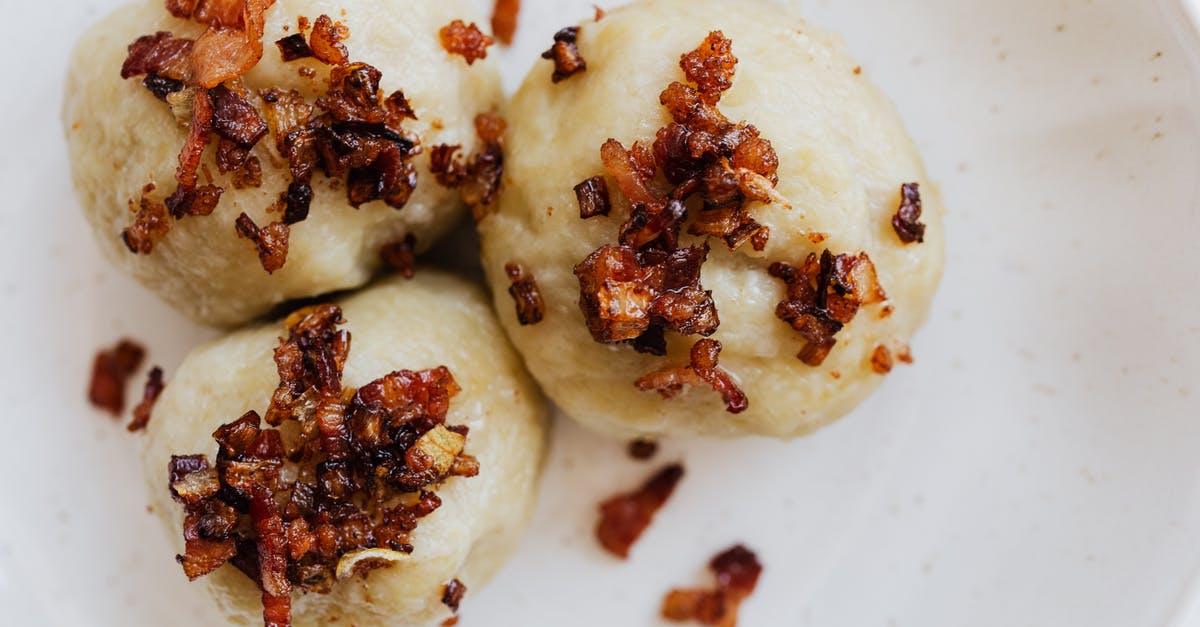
(171, 310, 478, 625)
(892, 182, 926, 244)
(635, 339, 747, 414)
(505, 263, 546, 326)
(492, 0, 520, 45)
(275, 33, 313, 61)
(429, 113, 506, 221)
(769, 251, 888, 367)
(575, 176, 612, 219)
(596, 464, 684, 559)
(235, 212, 290, 273)
(122, 32, 194, 81)
(144, 73, 187, 100)
(679, 31, 737, 104)
(628, 439, 659, 461)
(439, 20, 494, 66)
(380, 234, 417, 279)
(128, 366, 166, 432)
(542, 26, 587, 83)
(309, 15, 349, 65)
(88, 339, 146, 415)
(870, 344, 893, 374)
(662, 544, 763, 626)
(442, 578, 467, 613)
(210, 85, 268, 149)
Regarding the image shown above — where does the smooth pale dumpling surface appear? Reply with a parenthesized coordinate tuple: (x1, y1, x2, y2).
(479, 0, 944, 439)
(143, 273, 548, 626)
(64, 0, 502, 327)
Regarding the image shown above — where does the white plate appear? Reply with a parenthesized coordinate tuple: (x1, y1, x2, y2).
(2, 0, 1199, 625)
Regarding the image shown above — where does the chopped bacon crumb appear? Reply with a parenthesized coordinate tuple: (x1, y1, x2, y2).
(128, 366, 165, 432)
(769, 251, 888, 366)
(662, 544, 763, 626)
(575, 176, 612, 219)
(380, 234, 417, 279)
(429, 113, 505, 221)
(309, 15, 349, 65)
(442, 578, 467, 613)
(892, 182, 926, 244)
(596, 464, 684, 558)
(235, 212, 290, 273)
(275, 33, 313, 61)
(897, 344, 914, 364)
(88, 339, 146, 415)
(627, 439, 659, 461)
(505, 262, 546, 326)
(679, 31, 738, 104)
(635, 339, 747, 414)
(491, 0, 520, 45)
(122, 190, 173, 254)
(439, 20, 493, 65)
(870, 344, 893, 374)
(170, 307, 479, 627)
(541, 26, 587, 83)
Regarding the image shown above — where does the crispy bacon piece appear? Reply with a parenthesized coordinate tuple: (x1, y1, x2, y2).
(769, 250, 887, 367)
(628, 439, 658, 461)
(662, 544, 763, 627)
(380, 234, 417, 279)
(309, 15, 349, 65)
(128, 366, 165, 432)
(439, 20, 493, 65)
(491, 0, 520, 45)
(635, 339, 747, 414)
(505, 263, 545, 325)
(235, 212, 290, 273)
(596, 464, 684, 558)
(542, 26, 586, 83)
(679, 31, 737, 104)
(122, 32, 194, 81)
(176, 87, 214, 191)
(171, 310, 477, 626)
(892, 182, 926, 244)
(88, 339, 146, 415)
(122, 191, 173, 254)
(210, 85, 268, 149)
(442, 578, 467, 613)
(429, 113, 505, 221)
(870, 344, 894, 374)
(575, 176, 612, 219)
(275, 34, 313, 61)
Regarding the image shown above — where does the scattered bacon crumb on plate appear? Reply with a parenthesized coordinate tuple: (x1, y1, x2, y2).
(439, 20, 494, 65)
(88, 339, 146, 415)
(596, 464, 684, 558)
(662, 544, 763, 626)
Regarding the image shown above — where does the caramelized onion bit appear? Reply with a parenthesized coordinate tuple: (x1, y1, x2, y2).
(129, 366, 166, 432)
(235, 212, 290, 273)
(308, 15, 349, 65)
(542, 26, 587, 83)
(88, 339, 146, 415)
(892, 182, 926, 244)
(505, 262, 546, 326)
(380, 233, 417, 279)
(596, 464, 684, 558)
(575, 176, 612, 219)
(491, 0, 520, 45)
(442, 578, 467, 613)
(439, 20, 493, 65)
(662, 544, 763, 626)
(635, 339, 747, 414)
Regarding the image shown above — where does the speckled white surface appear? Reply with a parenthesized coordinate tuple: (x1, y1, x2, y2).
(1, 0, 1199, 626)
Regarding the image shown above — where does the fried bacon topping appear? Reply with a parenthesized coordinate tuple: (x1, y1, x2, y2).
(596, 464, 684, 559)
(892, 182, 926, 244)
(870, 344, 893, 374)
(769, 250, 887, 367)
(635, 339, 747, 414)
(505, 262, 546, 326)
(575, 176, 611, 219)
(119, 6, 425, 273)
(129, 366, 166, 432)
(429, 113, 506, 221)
(628, 439, 659, 461)
(439, 20, 493, 65)
(442, 578, 467, 613)
(88, 339, 146, 415)
(662, 544, 763, 626)
(541, 26, 587, 83)
(491, 0, 520, 45)
(169, 306, 479, 627)
(380, 233, 417, 279)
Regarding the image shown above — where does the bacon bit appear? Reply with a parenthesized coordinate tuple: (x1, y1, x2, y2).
(429, 113, 505, 221)
(491, 0, 520, 45)
(122, 32, 194, 81)
(505, 263, 546, 326)
(275, 34, 313, 61)
(88, 339, 146, 415)
(170, 309, 478, 625)
(596, 464, 684, 558)
(210, 85, 268, 149)
(442, 578, 467, 613)
(892, 182, 926, 244)
(439, 20, 493, 65)
(235, 213, 290, 273)
(128, 366, 166, 432)
(662, 544, 762, 626)
(897, 344, 914, 364)
(679, 31, 737, 104)
(627, 439, 658, 461)
(769, 251, 888, 367)
(541, 26, 587, 83)
(309, 15, 349, 65)
(575, 176, 612, 219)
(380, 234, 417, 279)
(122, 192, 173, 254)
(870, 344, 893, 374)
(143, 73, 188, 100)
(635, 339, 747, 414)
(594, 5, 607, 21)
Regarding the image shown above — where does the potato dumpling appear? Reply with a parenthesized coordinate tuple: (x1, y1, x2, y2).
(143, 273, 548, 626)
(480, 0, 944, 439)
(64, 0, 502, 327)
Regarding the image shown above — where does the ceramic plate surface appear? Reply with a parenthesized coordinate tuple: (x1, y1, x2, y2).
(1, 0, 1199, 625)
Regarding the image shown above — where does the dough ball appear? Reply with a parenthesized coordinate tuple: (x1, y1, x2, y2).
(479, 0, 944, 439)
(143, 273, 548, 626)
(64, 0, 502, 327)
